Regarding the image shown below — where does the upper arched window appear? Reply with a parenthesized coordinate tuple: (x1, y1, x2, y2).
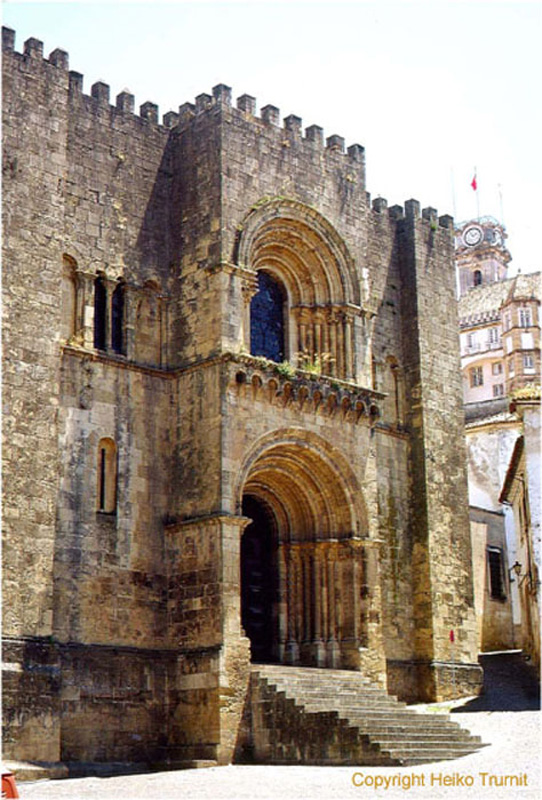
(473, 270, 483, 287)
(250, 272, 286, 363)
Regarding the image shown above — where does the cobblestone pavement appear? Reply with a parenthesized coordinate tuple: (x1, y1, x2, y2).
(16, 710, 541, 800)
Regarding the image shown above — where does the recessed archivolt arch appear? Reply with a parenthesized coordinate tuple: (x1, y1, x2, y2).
(236, 198, 361, 307)
(236, 428, 368, 542)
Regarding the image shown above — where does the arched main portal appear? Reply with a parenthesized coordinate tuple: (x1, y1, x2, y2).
(239, 431, 371, 670)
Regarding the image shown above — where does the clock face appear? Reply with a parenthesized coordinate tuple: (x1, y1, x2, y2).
(463, 225, 483, 247)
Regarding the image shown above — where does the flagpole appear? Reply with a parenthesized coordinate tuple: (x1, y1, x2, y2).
(498, 183, 505, 225)
(473, 166, 480, 220)
(450, 167, 457, 219)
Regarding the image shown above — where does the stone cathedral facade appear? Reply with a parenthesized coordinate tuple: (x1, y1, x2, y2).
(2, 28, 482, 770)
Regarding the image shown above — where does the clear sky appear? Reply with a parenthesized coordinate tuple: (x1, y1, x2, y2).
(3, 0, 541, 275)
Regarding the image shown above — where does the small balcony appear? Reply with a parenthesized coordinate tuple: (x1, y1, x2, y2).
(462, 339, 502, 356)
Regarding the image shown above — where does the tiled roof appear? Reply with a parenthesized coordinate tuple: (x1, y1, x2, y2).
(511, 384, 541, 401)
(465, 411, 519, 430)
(458, 272, 541, 327)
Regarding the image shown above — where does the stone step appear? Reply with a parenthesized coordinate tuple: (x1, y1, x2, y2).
(267, 683, 404, 699)
(308, 713, 471, 737)
(383, 745, 481, 760)
(271, 687, 400, 702)
(250, 665, 487, 766)
(279, 700, 455, 726)
(383, 741, 483, 753)
(362, 728, 482, 742)
(266, 692, 407, 711)
(264, 679, 387, 693)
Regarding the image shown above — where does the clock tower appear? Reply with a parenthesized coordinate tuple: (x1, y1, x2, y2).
(455, 217, 511, 297)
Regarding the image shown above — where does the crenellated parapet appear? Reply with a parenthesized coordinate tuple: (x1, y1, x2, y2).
(2, 26, 365, 171)
(369, 194, 453, 232)
(175, 82, 365, 168)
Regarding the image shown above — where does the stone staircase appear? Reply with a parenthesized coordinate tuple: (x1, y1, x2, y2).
(249, 664, 487, 766)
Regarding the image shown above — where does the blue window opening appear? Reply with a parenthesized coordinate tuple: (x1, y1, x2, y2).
(250, 272, 286, 363)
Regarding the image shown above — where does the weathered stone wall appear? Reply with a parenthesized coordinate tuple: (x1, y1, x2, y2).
(470, 513, 515, 652)
(54, 355, 174, 647)
(396, 203, 480, 699)
(59, 644, 174, 765)
(2, 34, 68, 646)
(2, 31, 178, 764)
(2, 33, 71, 765)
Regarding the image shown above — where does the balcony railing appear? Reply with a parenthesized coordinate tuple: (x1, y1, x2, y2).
(462, 339, 502, 355)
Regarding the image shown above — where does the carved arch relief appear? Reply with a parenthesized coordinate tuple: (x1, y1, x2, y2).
(237, 199, 362, 381)
(236, 427, 368, 541)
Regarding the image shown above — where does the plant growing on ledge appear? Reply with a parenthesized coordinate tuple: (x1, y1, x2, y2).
(297, 350, 334, 377)
(274, 360, 296, 379)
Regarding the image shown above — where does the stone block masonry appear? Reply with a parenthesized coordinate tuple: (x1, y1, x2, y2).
(2, 26, 481, 774)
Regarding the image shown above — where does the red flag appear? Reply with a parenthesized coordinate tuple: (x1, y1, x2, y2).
(471, 174, 477, 191)
(449, 629, 455, 643)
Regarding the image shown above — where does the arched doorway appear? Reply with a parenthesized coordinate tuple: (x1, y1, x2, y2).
(241, 495, 278, 663)
(238, 430, 372, 670)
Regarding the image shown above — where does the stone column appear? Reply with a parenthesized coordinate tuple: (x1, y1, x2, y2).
(123, 283, 139, 360)
(103, 277, 117, 353)
(74, 269, 96, 349)
(285, 547, 300, 664)
(314, 315, 323, 364)
(312, 545, 326, 665)
(300, 546, 312, 662)
(336, 311, 345, 379)
(344, 313, 354, 381)
(240, 272, 258, 354)
(277, 542, 288, 663)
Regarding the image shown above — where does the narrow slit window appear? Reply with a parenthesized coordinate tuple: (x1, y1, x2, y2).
(111, 282, 124, 354)
(97, 438, 117, 514)
(94, 276, 107, 350)
(99, 447, 106, 510)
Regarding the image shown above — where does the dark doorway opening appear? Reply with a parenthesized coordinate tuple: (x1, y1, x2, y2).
(241, 495, 278, 663)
